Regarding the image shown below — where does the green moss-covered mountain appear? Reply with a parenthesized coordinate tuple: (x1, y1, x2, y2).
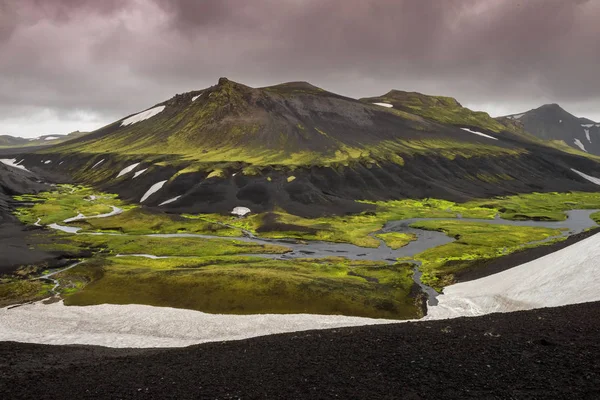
(14, 78, 600, 217)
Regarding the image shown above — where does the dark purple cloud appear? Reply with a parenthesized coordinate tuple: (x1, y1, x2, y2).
(0, 0, 599, 136)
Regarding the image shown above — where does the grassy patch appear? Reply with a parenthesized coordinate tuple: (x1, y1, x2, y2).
(0, 279, 54, 307)
(36, 232, 290, 258)
(410, 220, 564, 289)
(62, 257, 423, 319)
(375, 233, 417, 249)
(72, 208, 243, 236)
(13, 184, 134, 225)
(465, 192, 600, 221)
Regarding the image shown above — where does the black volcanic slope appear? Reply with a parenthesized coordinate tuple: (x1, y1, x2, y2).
(504, 104, 600, 155)
(1, 301, 599, 399)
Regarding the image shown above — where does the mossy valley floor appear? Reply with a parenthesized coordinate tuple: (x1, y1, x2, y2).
(2, 184, 600, 318)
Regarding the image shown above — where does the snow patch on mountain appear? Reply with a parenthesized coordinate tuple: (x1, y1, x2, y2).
(232, 207, 251, 217)
(121, 106, 166, 126)
(582, 124, 594, 128)
(574, 139, 587, 152)
(571, 169, 600, 185)
(585, 129, 592, 143)
(117, 163, 141, 178)
(0, 158, 31, 172)
(427, 233, 600, 319)
(192, 93, 203, 102)
(159, 196, 181, 206)
(91, 159, 105, 169)
(140, 180, 168, 203)
(44, 136, 60, 141)
(460, 128, 498, 140)
(133, 168, 148, 179)
(372, 102, 393, 108)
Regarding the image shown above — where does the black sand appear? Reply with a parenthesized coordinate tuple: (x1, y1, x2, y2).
(1, 301, 599, 399)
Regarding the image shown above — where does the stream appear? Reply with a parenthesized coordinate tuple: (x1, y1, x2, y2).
(45, 209, 600, 306)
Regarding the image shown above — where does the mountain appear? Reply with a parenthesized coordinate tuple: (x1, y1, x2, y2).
(0, 131, 88, 150)
(11, 78, 600, 217)
(502, 104, 600, 155)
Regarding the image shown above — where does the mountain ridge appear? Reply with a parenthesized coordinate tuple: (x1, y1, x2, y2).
(9, 78, 600, 217)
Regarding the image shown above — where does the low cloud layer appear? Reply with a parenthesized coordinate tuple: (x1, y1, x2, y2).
(1, 0, 599, 136)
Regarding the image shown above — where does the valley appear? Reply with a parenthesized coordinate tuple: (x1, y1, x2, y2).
(1, 78, 600, 349)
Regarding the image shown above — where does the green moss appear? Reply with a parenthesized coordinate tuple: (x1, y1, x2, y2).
(411, 220, 564, 289)
(375, 232, 417, 249)
(465, 192, 600, 221)
(13, 184, 134, 225)
(63, 256, 422, 319)
(0, 279, 54, 307)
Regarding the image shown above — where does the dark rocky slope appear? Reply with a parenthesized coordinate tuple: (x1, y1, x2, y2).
(503, 104, 600, 155)
(0, 164, 67, 274)
(2, 301, 599, 399)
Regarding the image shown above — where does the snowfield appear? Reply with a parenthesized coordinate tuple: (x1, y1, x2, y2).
(133, 168, 148, 179)
(372, 102, 393, 108)
(427, 233, 600, 319)
(572, 169, 600, 185)
(44, 136, 60, 141)
(0, 158, 31, 172)
(91, 159, 105, 169)
(574, 139, 587, 152)
(117, 163, 141, 178)
(140, 180, 168, 202)
(0, 302, 395, 348)
(159, 196, 181, 206)
(121, 106, 166, 126)
(192, 93, 203, 102)
(460, 128, 498, 140)
(585, 129, 592, 143)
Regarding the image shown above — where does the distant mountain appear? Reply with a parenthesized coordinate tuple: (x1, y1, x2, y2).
(502, 104, 600, 155)
(0, 131, 88, 149)
(12, 78, 600, 216)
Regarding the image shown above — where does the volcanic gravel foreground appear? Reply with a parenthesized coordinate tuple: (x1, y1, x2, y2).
(1, 301, 599, 399)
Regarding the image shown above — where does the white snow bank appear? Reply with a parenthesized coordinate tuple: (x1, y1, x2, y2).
(582, 124, 594, 128)
(585, 129, 592, 143)
(0, 301, 395, 348)
(44, 136, 60, 141)
(121, 106, 166, 127)
(427, 233, 600, 320)
(140, 180, 168, 203)
(192, 93, 203, 102)
(117, 163, 141, 178)
(133, 168, 148, 179)
(460, 128, 498, 140)
(0, 158, 31, 172)
(44, 160, 52, 164)
(372, 102, 393, 108)
(91, 159, 105, 169)
(574, 139, 587, 152)
(572, 169, 600, 185)
(159, 196, 181, 206)
(232, 206, 251, 216)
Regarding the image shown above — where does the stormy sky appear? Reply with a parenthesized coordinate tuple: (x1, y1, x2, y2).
(1, 0, 599, 137)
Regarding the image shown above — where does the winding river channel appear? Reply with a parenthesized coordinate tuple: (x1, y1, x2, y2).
(46, 209, 600, 306)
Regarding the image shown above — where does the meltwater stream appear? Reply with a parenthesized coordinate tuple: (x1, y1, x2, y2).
(47, 209, 600, 306)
